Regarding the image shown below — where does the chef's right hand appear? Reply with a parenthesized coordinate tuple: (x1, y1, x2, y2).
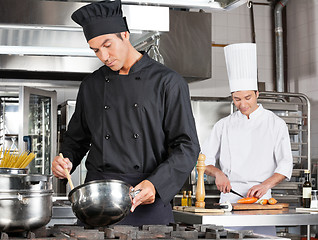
(52, 155, 73, 179)
(215, 171, 231, 193)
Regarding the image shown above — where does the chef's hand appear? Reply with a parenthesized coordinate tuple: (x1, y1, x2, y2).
(205, 165, 231, 193)
(215, 171, 231, 193)
(52, 155, 73, 179)
(247, 183, 269, 199)
(131, 180, 156, 212)
(247, 173, 286, 199)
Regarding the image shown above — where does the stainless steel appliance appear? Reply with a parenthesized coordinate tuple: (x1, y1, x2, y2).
(0, 86, 57, 175)
(19, 87, 57, 175)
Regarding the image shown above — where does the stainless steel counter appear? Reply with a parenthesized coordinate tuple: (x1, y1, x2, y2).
(173, 208, 318, 226)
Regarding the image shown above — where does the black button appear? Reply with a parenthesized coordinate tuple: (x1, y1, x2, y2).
(134, 165, 139, 170)
(105, 134, 110, 140)
(133, 103, 138, 108)
(135, 76, 141, 80)
(105, 77, 110, 83)
(133, 133, 139, 139)
(104, 105, 110, 110)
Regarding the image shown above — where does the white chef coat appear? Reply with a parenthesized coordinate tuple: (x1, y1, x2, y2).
(201, 104, 293, 203)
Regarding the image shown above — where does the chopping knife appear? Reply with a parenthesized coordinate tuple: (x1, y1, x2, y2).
(230, 189, 245, 198)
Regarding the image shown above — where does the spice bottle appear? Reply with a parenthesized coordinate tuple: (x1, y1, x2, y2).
(187, 191, 192, 206)
(311, 190, 318, 208)
(181, 191, 188, 206)
(303, 169, 312, 208)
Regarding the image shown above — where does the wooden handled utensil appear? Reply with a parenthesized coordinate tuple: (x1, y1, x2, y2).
(59, 153, 74, 190)
(195, 153, 206, 208)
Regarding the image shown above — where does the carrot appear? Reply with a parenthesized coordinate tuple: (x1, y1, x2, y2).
(257, 199, 268, 205)
(268, 197, 278, 205)
(237, 197, 258, 204)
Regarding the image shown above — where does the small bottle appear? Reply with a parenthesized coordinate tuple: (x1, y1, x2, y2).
(187, 191, 192, 206)
(303, 169, 312, 208)
(311, 190, 318, 208)
(181, 191, 188, 206)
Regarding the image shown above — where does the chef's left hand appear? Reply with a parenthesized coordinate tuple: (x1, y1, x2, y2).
(247, 173, 286, 199)
(246, 183, 270, 199)
(131, 180, 156, 212)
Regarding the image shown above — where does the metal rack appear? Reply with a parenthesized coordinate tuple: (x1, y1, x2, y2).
(0, 97, 19, 152)
(256, 92, 311, 205)
(27, 94, 52, 174)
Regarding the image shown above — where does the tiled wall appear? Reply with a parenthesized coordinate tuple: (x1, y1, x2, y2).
(286, 0, 318, 158)
(189, 0, 274, 97)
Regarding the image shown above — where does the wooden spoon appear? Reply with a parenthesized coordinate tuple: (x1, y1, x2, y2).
(59, 153, 74, 190)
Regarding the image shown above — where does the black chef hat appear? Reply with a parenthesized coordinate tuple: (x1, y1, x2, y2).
(71, 0, 129, 42)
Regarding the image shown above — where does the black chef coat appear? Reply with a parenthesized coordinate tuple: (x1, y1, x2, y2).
(61, 52, 200, 220)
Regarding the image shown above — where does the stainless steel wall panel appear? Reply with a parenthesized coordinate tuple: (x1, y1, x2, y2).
(160, 10, 212, 82)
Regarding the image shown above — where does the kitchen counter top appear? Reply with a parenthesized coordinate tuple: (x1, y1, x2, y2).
(173, 208, 318, 226)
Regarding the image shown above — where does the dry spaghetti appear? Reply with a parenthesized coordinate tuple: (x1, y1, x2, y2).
(0, 148, 36, 168)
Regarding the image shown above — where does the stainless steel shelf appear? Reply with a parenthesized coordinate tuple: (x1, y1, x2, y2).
(173, 208, 318, 226)
(273, 182, 301, 190)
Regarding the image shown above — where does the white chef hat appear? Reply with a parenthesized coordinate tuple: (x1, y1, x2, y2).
(224, 43, 258, 93)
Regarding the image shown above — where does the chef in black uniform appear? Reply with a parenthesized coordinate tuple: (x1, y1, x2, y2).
(52, 0, 200, 226)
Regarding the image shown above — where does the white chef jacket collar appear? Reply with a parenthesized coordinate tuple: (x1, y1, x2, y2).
(238, 104, 263, 119)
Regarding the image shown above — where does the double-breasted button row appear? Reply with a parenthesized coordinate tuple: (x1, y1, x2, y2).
(104, 134, 139, 140)
(105, 104, 138, 109)
(104, 103, 138, 110)
(105, 76, 140, 81)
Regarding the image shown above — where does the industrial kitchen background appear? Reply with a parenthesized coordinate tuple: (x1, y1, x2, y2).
(0, 0, 318, 238)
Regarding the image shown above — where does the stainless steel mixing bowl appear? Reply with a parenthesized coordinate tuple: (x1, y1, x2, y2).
(68, 179, 139, 227)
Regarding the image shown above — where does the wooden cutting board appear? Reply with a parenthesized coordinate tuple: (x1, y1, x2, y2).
(232, 203, 289, 210)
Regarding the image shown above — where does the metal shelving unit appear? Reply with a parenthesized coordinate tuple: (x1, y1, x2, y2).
(0, 97, 19, 152)
(256, 92, 311, 206)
